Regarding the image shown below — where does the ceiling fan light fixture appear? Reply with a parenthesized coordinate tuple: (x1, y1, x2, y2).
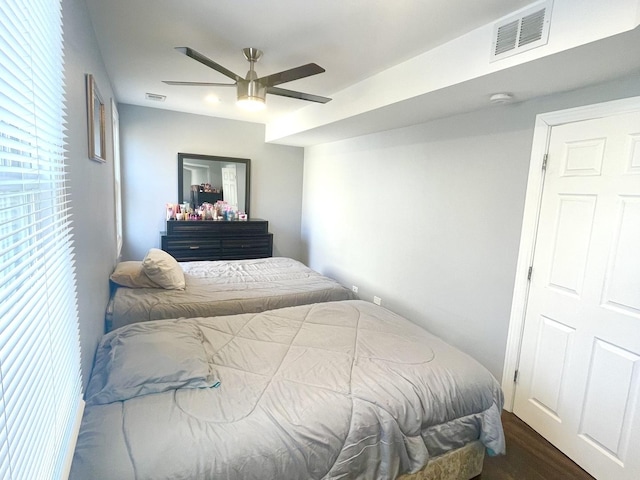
(236, 77, 266, 111)
(237, 96, 266, 111)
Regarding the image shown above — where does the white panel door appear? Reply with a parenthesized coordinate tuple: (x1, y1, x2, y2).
(221, 165, 238, 210)
(513, 110, 640, 479)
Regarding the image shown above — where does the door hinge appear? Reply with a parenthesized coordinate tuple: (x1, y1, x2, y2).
(542, 153, 548, 171)
(527, 266, 533, 281)
(514, 369, 519, 383)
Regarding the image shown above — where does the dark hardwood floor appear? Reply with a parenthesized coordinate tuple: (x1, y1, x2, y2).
(474, 411, 595, 480)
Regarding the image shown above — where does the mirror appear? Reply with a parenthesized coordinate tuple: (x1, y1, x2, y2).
(86, 74, 106, 163)
(178, 153, 250, 214)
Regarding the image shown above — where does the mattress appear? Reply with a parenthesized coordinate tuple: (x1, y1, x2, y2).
(72, 300, 505, 480)
(107, 257, 355, 330)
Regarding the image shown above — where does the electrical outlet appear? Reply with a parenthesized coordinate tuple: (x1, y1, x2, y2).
(352, 285, 359, 294)
(373, 296, 382, 305)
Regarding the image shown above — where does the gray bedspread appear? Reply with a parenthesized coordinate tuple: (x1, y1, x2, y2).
(73, 300, 505, 480)
(107, 257, 355, 331)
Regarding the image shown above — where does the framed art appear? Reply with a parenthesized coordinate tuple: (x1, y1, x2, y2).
(86, 74, 106, 163)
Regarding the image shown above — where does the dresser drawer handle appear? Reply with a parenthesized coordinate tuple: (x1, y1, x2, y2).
(189, 246, 200, 250)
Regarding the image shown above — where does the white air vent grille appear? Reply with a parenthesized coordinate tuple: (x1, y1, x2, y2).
(491, 0, 552, 62)
(495, 20, 519, 55)
(520, 8, 546, 46)
(145, 92, 166, 102)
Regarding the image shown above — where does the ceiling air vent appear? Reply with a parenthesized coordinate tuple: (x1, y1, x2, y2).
(491, 0, 552, 62)
(145, 92, 166, 102)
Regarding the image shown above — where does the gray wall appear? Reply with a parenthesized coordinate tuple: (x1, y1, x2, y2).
(63, 0, 118, 389)
(302, 75, 640, 381)
(118, 105, 305, 262)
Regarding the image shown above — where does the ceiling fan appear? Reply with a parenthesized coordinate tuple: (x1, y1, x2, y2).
(163, 47, 331, 111)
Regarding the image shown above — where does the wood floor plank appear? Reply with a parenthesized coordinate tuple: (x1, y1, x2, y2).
(476, 411, 595, 480)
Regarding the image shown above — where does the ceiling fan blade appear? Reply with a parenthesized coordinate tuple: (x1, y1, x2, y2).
(267, 86, 332, 103)
(259, 63, 325, 87)
(163, 81, 236, 86)
(175, 47, 243, 82)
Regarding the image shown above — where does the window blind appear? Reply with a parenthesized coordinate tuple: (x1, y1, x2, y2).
(0, 0, 83, 479)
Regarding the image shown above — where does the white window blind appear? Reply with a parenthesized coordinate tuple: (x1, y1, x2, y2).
(0, 0, 83, 479)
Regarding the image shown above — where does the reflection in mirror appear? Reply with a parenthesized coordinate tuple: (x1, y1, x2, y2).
(178, 153, 250, 214)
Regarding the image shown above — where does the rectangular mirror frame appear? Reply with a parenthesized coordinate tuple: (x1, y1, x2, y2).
(178, 153, 251, 215)
(86, 74, 106, 163)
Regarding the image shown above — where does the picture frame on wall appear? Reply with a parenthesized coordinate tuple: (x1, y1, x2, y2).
(86, 74, 106, 163)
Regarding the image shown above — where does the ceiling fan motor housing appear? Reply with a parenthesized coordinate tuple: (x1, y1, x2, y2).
(237, 78, 266, 103)
(238, 49, 266, 103)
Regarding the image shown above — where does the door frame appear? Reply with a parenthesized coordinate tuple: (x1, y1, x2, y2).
(501, 95, 640, 411)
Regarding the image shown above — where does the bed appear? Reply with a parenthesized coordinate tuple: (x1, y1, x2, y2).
(72, 300, 505, 480)
(107, 254, 355, 331)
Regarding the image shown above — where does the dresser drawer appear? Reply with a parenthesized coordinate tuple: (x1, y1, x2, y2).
(166, 220, 268, 236)
(220, 234, 273, 260)
(161, 237, 222, 262)
(164, 247, 222, 262)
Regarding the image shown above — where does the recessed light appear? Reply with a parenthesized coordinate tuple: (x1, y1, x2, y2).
(205, 94, 221, 103)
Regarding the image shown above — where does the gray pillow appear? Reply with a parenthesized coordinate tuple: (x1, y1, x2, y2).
(110, 261, 160, 288)
(141, 248, 185, 290)
(86, 320, 217, 405)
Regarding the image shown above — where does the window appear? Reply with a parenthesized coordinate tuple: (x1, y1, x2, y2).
(111, 99, 122, 256)
(0, 0, 83, 479)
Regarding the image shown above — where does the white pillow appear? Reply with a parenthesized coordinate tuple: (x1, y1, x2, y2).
(142, 248, 185, 290)
(110, 261, 160, 288)
(85, 320, 217, 405)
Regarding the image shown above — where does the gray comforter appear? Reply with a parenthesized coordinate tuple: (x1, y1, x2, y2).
(72, 300, 505, 480)
(107, 257, 355, 331)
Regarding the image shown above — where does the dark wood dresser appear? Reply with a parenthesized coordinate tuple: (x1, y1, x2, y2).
(160, 219, 273, 261)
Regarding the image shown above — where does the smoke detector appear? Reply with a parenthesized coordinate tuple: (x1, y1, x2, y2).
(489, 93, 514, 104)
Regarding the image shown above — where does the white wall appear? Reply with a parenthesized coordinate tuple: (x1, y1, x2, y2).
(63, 0, 118, 389)
(118, 105, 305, 261)
(302, 74, 640, 381)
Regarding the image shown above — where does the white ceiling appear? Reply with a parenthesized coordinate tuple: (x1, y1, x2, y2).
(85, 0, 640, 145)
(85, 0, 534, 121)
